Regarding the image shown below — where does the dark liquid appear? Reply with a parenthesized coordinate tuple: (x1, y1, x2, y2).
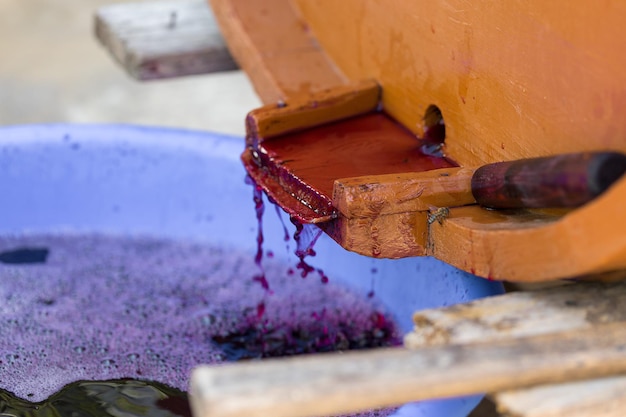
(0, 379, 191, 417)
(260, 113, 456, 198)
(0, 234, 399, 416)
(248, 176, 331, 288)
(292, 220, 329, 283)
(231, 179, 395, 362)
(246, 175, 270, 291)
(244, 112, 457, 222)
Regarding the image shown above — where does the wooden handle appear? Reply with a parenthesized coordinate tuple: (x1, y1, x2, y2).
(189, 323, 626, 417)
(471, 152, 626, 209)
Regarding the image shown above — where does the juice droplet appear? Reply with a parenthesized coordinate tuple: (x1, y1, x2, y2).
(246, 175, 270, 292)
(274, 204, 291, 242)
(252, 274, 269, 291)
(256, 302, 266, 319)
(291, 219, 328, 282)
(247, 175, 332, 286)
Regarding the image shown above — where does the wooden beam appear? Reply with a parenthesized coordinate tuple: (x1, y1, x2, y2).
(333, 167, 475, 219)
(428, 173, 626, 281)
(407, 280, 626, 416)
(95, 0, 238, 80)
(189, 322, 626, 417)
(209, 0, 347, 103)
(493, 376, 626, 417)
(405, 280, 626, 348)
(246, 79, 380, 141)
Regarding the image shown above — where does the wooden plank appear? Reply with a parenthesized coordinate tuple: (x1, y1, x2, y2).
(333, 167, 475, 219)
(209, 0, 347, 103)
(189, 322, 626, 417)
(246, 79, 380, 141)
(405, 280, 626, 348)
(95, 0, 238, 80)
(409, 280, 626, 417)
(494, 376, 626, 417)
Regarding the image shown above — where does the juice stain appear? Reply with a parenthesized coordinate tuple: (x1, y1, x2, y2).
(0, 248, 49, 264)
(243, 111, 457, 223)
(211, 308, 398, 361)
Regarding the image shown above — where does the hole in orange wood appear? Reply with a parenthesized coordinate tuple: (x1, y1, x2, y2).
(423, 105, 445, 143)
(421, 105, 446, 156)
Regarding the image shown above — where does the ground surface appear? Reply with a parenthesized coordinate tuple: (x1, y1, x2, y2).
(0, 0, 260, 135)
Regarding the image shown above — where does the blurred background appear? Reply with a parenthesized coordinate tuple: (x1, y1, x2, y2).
(0, 0, 260, 136)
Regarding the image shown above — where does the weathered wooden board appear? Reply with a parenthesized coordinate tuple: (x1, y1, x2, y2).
(405, 280, 626, 348)
(494, 376, 626, 417)
(95, 0, 238, 80)
(407, 280, 626, 416)
(190, 322, 626, 417)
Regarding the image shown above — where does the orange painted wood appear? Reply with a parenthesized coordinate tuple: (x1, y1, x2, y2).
(210, 0, 626, 281)
(209, 0, 346, 104)
(333, 167, 475, 218)
(246, 79, 380, 141)
(244, 110, 456, 223)
(319, 211, 429, 258)
(428, 174, 626, 281)
(294, 0, 626, 167)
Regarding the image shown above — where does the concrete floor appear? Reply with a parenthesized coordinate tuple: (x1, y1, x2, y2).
(0, 0, 260, 136)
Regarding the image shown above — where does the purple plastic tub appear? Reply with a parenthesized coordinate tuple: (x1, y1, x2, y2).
(0, 124, 503, 416)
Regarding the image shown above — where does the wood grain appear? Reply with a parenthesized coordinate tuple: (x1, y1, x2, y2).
(494, 376, 626, 417)
(318, 211, 428, 258)
(190, 322, 626, 417)
(209, 0, 346, 103)
(333, 167, 475, 219)
(294, 1, 626, 167)
(428, 174, 626, 281)
(246, 79, 380, 141)
(95, 0, 238, 80)
(405, 280, 626, 348)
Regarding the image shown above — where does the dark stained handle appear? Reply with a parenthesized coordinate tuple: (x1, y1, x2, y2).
(471, 152, 626, 209)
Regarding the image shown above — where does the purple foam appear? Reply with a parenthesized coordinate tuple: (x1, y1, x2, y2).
(0, 232, 398, 403)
